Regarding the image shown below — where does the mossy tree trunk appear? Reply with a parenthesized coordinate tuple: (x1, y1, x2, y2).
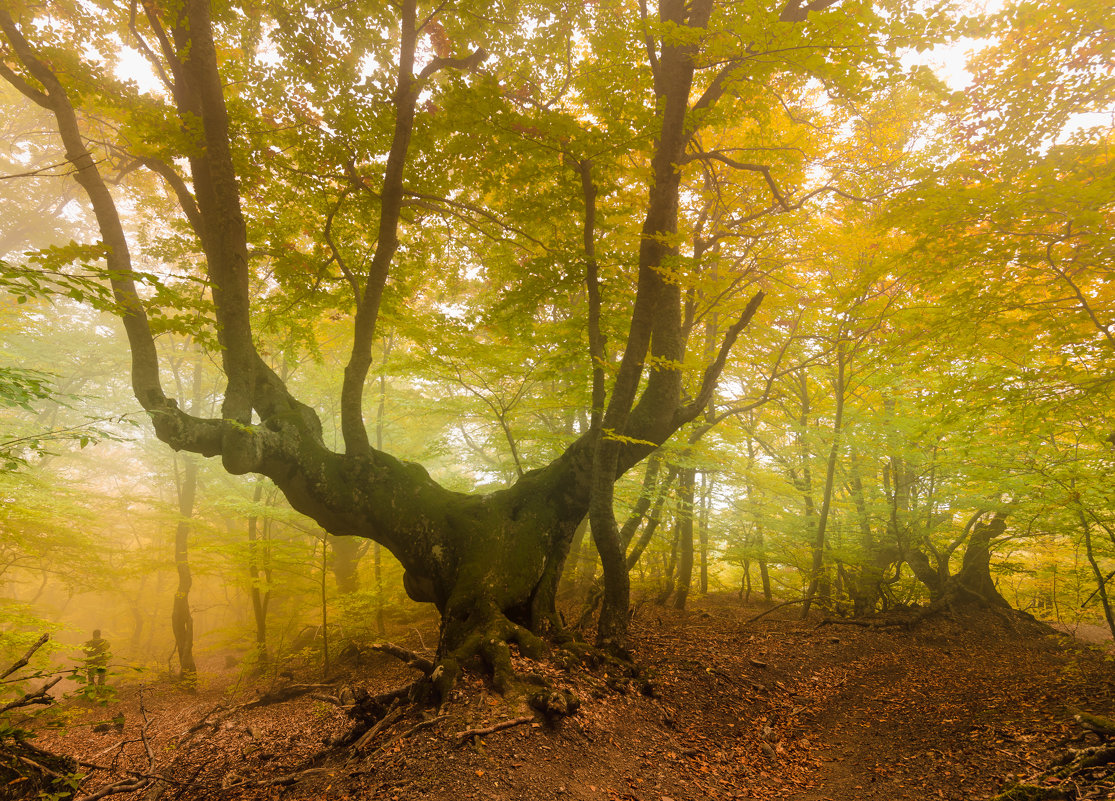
(904, 511, 1012, 612)
(945, 512, 1011, 608)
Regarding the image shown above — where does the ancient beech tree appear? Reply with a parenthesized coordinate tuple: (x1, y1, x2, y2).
(0, 0, 931, 687)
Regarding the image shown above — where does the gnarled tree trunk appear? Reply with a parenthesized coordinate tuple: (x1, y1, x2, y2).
(0, 0, 765, 688)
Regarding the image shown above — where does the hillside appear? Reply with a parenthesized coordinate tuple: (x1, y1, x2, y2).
(25, 597, 1115, 801)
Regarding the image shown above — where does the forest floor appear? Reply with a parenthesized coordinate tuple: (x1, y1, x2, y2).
(27, 595, 1115, 801)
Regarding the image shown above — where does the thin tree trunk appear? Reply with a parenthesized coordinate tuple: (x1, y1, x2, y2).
(374, 355, 391, 635)
(793, 372, 818, 616)
(321, 537, 330, 676)
(171, 342, 204, 683)
(246, 479, 270, 664)
(172, 453, 198, 682)
(698, 472, 711, 595)
(626, 467, 678, 569)
(373, 543, 386, 636)
(744, 424, 772, 602)
(803, 346, 845, 618)
(1080, 505, 1115, 641)
(673, 468, 696, 610)
(658, 518, 681, 604)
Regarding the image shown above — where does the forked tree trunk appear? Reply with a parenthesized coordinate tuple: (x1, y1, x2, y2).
(0, 0, 763, 681)
(946, 512, 1011, 608)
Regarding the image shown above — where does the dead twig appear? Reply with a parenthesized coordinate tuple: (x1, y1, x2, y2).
(178, 682, 335, 743)
(352, 703, 405, 752)
(0, 674, 63, 714)
(816, 616, 911, 630)
(75, 777, 150, 801)
(742, 599, 808, 626)
(400, 714, 446, 739)
(221, 767, 328, 790)
(176, 702, 227, 743)
(75, 691, 162, 801)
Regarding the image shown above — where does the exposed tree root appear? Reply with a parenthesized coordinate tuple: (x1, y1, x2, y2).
(990, 714, 1115, 800)
(818, 592, 1048, 634)
(442, 613, 547, 697)
(742, 598, 808, 626)
(320, 608, 648, 768)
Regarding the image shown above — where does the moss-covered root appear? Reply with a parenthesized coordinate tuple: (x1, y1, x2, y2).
(528, 688, 580, 721)
(990, 744, 1115, 801)
(988, 786, 1068, 801)
(1075, 711, 1115, 737)
(550, 632, 654, 696)
(439, 613, 549, 696)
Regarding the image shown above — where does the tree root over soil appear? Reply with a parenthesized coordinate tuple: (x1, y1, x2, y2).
(990, 715, 1115, 800)
(817, 595, 1048, 634)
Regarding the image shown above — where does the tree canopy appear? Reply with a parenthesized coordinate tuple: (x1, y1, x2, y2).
(0, 0, 1111, 695)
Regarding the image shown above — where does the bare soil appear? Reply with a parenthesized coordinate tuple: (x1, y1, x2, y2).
(29, 596, 1115, 800)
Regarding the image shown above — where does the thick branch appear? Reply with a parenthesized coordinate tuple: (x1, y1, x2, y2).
(673, 291, 765, 429)
(176, 0, 256, 425)
(779, 0, 842, 23)
(0, 9, 166, 411)
(341, 0, 419, 455)
(580, 158, 606, 431)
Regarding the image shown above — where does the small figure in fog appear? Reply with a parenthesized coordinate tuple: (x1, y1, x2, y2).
(83, 630, 110, 687)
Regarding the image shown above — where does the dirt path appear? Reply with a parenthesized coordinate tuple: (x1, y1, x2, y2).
(778, 614, 1107, 800)
(26, 598, 1115, 801)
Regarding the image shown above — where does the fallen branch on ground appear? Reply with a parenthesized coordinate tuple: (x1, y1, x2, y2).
(816, 616, 913, 630)
(352, 704, 405, 752)
(76, 690, 163, 801)
(454, 716, 533, 746)
(742, 599, 807, 626)
(366, 643, 435, 674)
(221, 767, 328, 790)
(178, 683, 335, 743)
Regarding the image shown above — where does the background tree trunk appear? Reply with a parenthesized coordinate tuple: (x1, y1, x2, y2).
(673, 468, 696, 610)
(172, 453, 198, 683)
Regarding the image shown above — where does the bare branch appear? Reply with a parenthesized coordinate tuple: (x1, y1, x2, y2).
(0, 633, 48, 680)
(779, 0, 842, 23)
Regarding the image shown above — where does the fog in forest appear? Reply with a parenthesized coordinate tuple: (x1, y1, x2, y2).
(0, 0, 1111, 798)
